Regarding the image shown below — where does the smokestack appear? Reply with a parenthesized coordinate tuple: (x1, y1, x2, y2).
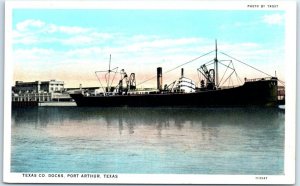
(181, 68, 184, 77)
(157, 67, 162, 91)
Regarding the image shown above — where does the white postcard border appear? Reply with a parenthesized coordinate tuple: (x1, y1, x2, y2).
(3, 0, 296, 184)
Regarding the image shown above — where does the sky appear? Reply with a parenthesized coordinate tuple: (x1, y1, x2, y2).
(12, 9, 285, 88)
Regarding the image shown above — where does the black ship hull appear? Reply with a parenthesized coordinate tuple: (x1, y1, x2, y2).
(70, 78, 278, 107)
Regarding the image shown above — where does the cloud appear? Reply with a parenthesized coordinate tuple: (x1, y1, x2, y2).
(90, 32, 114, 40)
(61, 32, 115, 46)
(13, 48, 56, 62)
(127, 38, 201, 50)
(262, 14, 284, 25)
(14, 20, 47, 44)
(58, 26, 91, 34)
(221, 13, 284, 31)
(16, 19, 45, 32)
(13, 35, 39, 45)
(62, 36, 94, 45)
(46, 24, 91, 34)
(15, 19, 92, 34)
(65, 47, 104, 58)
(13, 19, 117, 47)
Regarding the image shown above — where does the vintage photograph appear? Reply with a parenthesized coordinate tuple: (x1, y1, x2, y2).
(3, 1, 296, 184)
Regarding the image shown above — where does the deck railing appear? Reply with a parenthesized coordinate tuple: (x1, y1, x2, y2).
(244, 77, 277, 82)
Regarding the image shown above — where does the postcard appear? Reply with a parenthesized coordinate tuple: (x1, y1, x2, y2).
(3, 0, 296, 184)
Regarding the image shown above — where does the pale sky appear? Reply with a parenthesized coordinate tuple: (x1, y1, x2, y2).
(12, 9, 285, 88)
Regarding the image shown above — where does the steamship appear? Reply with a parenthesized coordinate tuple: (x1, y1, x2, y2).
(70, 42, 279, 107)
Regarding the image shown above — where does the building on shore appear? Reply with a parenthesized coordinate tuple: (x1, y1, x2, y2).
(13, 80, 64, 94)
(12, 80, 72, 103)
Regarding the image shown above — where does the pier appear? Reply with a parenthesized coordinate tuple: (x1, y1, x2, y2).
(12, 101, 38, 107)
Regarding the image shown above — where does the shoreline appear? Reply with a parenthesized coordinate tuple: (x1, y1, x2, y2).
(39, 102, 77, 107)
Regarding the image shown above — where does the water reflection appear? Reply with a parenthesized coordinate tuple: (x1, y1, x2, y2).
(12, 107, 284, 130)
(11, 107, 285, 174)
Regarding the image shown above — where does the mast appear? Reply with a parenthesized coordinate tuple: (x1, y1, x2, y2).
(214, 40, 218, 88)
(109, 54, 111, 72)
(95, 55, 119, 94)
(108, 54, 111, 91)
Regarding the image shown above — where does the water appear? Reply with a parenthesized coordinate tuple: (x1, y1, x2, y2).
(11, 107, 284, 174)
